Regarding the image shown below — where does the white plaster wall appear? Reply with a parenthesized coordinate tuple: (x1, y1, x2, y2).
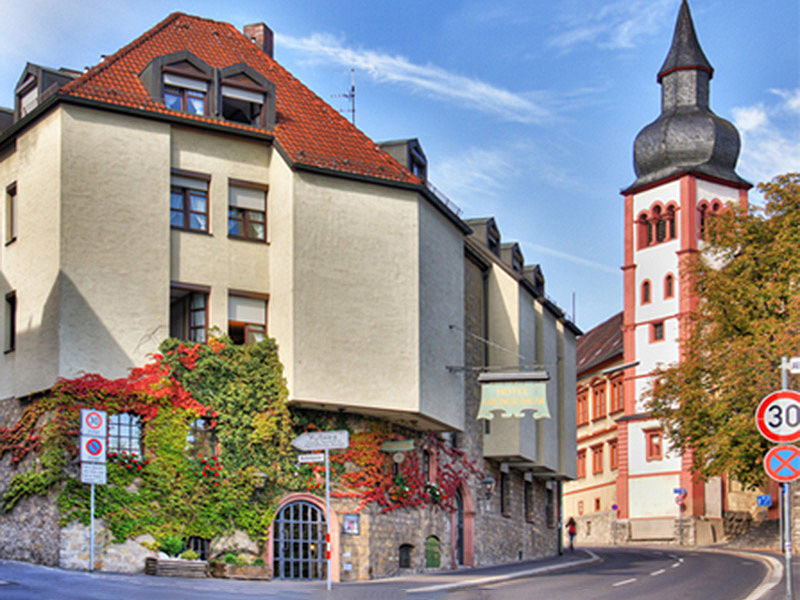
(696, 179, 741, 205)
(627, 419, 681, 476)
(288, 171, 425, 419)
(418, 200, 464, 430)
(634, 318, 680, 412)
(59, 105, 171, 379)
(560, 323, 577, 479)
(169, 126, 271, 333)
(515, 288, 538, 460)
(632, 181, 680, 221)
(0, 109, 61, 398)
(629, 473, 681, 518)
(537, 305, 559, 472)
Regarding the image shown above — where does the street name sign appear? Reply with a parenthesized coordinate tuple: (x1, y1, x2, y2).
(298, 453, 325, 464)
(292, 430, 349, 451)
(673, 488, 687, 495)
(757, 494, 772, 507)
(81, 462, 107, 485)
(764, 445, 800, 483)
(755, 390, 800, 443)
(789, 357, 800, 375)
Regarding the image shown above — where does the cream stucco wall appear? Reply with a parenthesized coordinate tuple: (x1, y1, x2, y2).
(0, 109, 62, 398)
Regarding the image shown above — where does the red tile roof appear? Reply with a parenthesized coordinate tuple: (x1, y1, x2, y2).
(576, 311, 623, 376)
(60, 12, 417, 185)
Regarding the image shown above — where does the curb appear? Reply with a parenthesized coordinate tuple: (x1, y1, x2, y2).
(405, 550, 601, 594)
(689, 547, 783, 600)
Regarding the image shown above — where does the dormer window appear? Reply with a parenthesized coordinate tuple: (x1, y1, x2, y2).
(221, 85, 264, 125)
(409, 145, 427, 181)
(487, 222, 500, 256)
(17, 76, 37, 118)
(163, 74, 207, 115)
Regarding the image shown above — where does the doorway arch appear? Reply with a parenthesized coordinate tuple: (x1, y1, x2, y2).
(451, 482, 475, 567)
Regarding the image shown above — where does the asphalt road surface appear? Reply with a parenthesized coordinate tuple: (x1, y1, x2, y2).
(0, 546, 775, 600)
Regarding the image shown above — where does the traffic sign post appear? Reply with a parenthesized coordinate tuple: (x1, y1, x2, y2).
(674, 488, 687, 545)
(79, 409, 107, 573)
(291, 431, 349, 591)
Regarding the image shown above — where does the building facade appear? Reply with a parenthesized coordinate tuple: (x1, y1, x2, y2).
(0, 13, 578, 578)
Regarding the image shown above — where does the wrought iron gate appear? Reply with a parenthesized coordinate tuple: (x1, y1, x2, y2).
(273, 500, 327, 579)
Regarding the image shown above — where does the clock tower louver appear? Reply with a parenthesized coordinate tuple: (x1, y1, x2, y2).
(616, 0, 752, 541)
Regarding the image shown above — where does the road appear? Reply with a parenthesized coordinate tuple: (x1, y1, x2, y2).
(0, 546, 777, 600)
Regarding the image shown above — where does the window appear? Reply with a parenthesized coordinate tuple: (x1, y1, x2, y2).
(609, 376, 623, 413)
(500, 472, 510, 516)
(221, 85, 265, 125)
(524, 479, 534, 522)
(425, 536, 441, 568)
(641, 280, 651, 304)
(409, 145, 427, 180)
(4, 291, 16, 353)
(398, 544, 413, 569)
(422, 450, 431, 481)
(645, 428, 663, 461)
(592, 384, 606, 420)
(17, 76, 37, 118)
(5, 183, 16, 244)
(487, 221, 500, 256)
(186, 417, 217, 457)
(184, 536, 210, 561)
(664, 274, 675, 299)
(228, 182, 266, 241)
(163, 73, 207, 115)
(170, 285, 209, 343)
(577, 389, 589, 425)
(637, 213, 652, 249)
(228, 293, 267, 344)
(591, 443, 604, 474)
(639, 203, 677, 248)
(594, 498, 601, 512)
(545, 484, 556, 527)
(108, 413, 142, 455)
(577, 449, 587, 478)
(577, 500, 584, 515)
(171, 172, 209, 232)
(651, 321, 665, 342)
(609, 439, 618, 469)
(666, 206, 676, 240)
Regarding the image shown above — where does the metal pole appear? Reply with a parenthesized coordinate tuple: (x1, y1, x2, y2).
(613, 508, 617, 545)
(781, 357, 793, 600)
(679, 503, 683, 545)
(89, 483, 95, 572)
(325, 448, 331, 592)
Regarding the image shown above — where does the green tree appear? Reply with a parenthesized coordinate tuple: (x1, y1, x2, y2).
(648, 173, 800, 489)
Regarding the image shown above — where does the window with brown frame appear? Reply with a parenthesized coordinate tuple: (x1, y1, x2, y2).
(594, 497, 601, 512)
(645, 428, 663, 461)
(591, 443, 604, 474)
(664, 274, 675, 299)
(577, 449, 587, 478)
(170, 286, 208, 343)
(609, 376, 623, 413)
(5, 183, 16, 245)
(163, 73, 208, 115)
(228, 293, 267, 345)
(608, 438, 618, 469)
(592, 384, 606, 420)
(4, 291, 16, 353)
(651, 321, 665, 342)
(170, 172, 209, 232)
(228, 182, 266, 241)
(638, 204, 678, 249)
(577, 389, 589, 425)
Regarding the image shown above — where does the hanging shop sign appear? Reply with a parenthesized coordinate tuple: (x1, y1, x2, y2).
(477, 371, 550, 420)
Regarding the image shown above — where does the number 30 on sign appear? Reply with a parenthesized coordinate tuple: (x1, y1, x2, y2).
(756, 390, 800, 443)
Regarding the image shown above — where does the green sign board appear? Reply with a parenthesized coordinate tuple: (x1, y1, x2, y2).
(478, 381, 549, 420)
(380, 440, 415, 452)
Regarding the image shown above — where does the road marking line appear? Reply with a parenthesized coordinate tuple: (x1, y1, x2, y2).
(650, 569, 665, 576)
(671, 563, 680, 568)
(613, 578, 637, 587)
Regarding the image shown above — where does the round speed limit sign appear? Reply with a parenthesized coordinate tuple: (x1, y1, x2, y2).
(756, 390, 800, 443)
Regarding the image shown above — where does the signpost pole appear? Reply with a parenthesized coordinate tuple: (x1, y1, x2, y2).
(325, 448, 331, 592)
(781, 357, 793, 600)
(679, 502, 683, 546)
(89, 483, 95, 572)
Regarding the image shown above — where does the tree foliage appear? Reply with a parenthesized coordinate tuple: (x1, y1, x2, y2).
(648, 173, 800, 489)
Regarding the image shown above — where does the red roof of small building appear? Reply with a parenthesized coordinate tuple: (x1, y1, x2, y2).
(60, 12, 417, 185)
(576, 311, 623, 377)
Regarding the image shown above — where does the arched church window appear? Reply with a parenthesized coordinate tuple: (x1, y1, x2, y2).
(664, 274, 674, 299)
(665, 206, 676, 239)
(641, 280, 651, 304)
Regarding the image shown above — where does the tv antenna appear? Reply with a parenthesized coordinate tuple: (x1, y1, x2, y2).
(332, 68, 355, 125)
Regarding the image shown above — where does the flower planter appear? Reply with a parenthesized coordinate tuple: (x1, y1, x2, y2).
(144, 557, 208, 578)
(210, 563, 272, 580)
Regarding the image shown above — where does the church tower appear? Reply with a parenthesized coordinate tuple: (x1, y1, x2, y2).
(616, 0, 751, 540)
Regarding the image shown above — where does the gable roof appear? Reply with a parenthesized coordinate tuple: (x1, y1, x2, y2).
(59, 12, 416, 186)
(576, 311, 623, 376)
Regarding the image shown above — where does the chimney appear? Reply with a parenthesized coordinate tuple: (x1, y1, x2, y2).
(244, 23, 274, 58)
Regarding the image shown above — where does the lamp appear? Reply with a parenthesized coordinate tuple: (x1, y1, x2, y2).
(481, 476, 496, 499)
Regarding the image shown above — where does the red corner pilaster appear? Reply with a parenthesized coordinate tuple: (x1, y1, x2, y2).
(622, 193, 637, 414)
(739, 187, 749, 212)
(677, 175, 699, 361)
(616, 421, 630, 519)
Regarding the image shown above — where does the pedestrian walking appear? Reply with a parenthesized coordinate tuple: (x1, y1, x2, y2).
(566, 517, 577, 552)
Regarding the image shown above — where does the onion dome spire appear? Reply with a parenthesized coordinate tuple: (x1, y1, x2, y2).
(626, 0, 750, 192)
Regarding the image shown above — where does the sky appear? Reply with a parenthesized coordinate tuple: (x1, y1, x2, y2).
(0, 0, 797, 332)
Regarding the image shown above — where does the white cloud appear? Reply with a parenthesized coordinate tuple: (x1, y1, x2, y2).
(548, 0, 674, 51)
(733, 88, 800, 187)
(520, 242, 618, 275)
(275, 32, 551, 124)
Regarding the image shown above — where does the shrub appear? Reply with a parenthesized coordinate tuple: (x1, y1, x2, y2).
(179, 549, 199, 560)
(223, 553, 237, 565)
(252, 557, 265, 566)
(159, 534, 184, 558)
(235, 553, 250, 566)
